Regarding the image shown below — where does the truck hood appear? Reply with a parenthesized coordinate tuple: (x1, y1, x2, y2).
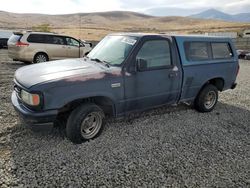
(15, 58, 106, 88)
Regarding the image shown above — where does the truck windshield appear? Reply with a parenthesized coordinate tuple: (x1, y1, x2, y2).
(87, 35, 137, 66)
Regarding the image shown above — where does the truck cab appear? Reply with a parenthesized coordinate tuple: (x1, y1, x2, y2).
(12, 33, 239, 143)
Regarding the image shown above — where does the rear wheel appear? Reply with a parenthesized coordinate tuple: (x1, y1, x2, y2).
(34, 53, 48, 63)
(66, 103, 104, 144)
(194, 84, 218, 112)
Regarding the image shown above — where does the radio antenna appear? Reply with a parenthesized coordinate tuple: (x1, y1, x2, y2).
(78, 13, 81, 58)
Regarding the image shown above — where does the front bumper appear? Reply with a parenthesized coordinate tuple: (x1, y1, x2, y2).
(11, 91, 58, 125)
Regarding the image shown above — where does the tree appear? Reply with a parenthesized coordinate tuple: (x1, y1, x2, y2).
(32, 24, 52, 32)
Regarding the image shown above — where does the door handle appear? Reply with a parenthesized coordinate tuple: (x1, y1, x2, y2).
(169, 72, 178, 78)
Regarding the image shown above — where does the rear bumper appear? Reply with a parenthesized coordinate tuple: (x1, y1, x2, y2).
(8, 50, 21, 59)
(8, 49, 33, 62)
(11, 91, 58, 125)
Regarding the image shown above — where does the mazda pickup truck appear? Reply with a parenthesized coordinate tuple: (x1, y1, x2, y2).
(12, 33, 239, 143)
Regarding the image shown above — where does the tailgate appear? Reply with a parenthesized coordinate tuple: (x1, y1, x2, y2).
(8, 33, 23, 50)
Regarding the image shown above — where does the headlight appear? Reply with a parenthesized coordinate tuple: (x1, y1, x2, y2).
(20, 90, 40, 106)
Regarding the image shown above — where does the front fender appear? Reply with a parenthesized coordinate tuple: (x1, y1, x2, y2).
(39, 78, 123, 115)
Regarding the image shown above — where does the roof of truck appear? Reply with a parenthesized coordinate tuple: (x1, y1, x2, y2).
(110, 32, 231, 40)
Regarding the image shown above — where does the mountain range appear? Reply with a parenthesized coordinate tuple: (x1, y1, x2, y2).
(189, 9, 250, 22)
(145, 8, 250, 22)
(145, 7, 206, 17)
(0, 10, 249, 40)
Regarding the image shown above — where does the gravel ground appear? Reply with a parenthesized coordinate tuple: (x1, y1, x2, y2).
(0, 49, 249, 187)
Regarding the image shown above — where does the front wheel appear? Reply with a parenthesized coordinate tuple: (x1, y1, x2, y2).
(194, 84, 218, 112)
(66, 103, 104, 144)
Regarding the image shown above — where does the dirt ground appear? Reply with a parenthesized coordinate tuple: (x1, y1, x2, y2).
(0, 49, 249, 187)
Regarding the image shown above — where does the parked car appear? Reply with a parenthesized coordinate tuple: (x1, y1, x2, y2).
(12, 33, 239, 143)
(7, 31, 92, 64)
(81, 39, 92, 47)
(245, 53, 250, 60)
(237, 49, 249, 59)
(243, 29, 250, 38)
(0, 38, 8, 49)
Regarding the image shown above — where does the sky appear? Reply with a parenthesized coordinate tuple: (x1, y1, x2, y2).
(0, 0, 249, 15)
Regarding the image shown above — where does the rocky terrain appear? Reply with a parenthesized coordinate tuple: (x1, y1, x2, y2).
(0, 49, 249, 187)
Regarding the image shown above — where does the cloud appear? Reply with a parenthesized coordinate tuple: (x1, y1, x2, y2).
(0, 0, 249, 14)
(0, 0, 122, 14)
(1, 0, 80, 14)
(120, 0, 166, 9)
(222, 0, 250, 14)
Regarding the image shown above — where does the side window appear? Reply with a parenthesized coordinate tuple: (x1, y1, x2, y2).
(211, 43, 233, 59)
(66, 37, 80, 47)
(136, 40, 171, 69)
(27, 34, 46, 43)
(45, 35, 53, 44)
(185, 42, 210, 61)
(50, 36, 65, 45)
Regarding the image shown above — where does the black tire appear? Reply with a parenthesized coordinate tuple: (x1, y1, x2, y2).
(66, 103, 104, 144)
(22, 61, 32, 65)
(194, 84, 218, 112)
(34, 53, 49, 63)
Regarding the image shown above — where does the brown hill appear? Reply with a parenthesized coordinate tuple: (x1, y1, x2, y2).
(0, 10, 249, 40)
(0, 11, 153, 28)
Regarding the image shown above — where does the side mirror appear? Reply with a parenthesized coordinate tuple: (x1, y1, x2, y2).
(137, 58, 148, 71)
(80, 43, 85, 47)
(78, 39, 85, 47)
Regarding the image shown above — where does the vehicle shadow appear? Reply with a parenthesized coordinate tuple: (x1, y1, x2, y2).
(10, 101, 250, 140)
(8, 62, 25, 66)
(4, 102, 250, 186)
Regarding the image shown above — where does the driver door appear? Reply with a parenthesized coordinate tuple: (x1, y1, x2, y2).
(124, 37, 181, 112)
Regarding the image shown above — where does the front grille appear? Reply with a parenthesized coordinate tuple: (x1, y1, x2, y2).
(14, 84, 22, 99)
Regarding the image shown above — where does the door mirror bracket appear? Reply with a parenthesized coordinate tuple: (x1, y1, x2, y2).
(137, 58, 148, 71)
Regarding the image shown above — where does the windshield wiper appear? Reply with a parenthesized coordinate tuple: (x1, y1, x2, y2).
(91, 58, 110, 68)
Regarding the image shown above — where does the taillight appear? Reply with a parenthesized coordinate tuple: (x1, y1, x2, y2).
(16, 41, 29, 47)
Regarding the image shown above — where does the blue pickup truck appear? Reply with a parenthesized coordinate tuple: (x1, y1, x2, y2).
(12, 33, 239, 143)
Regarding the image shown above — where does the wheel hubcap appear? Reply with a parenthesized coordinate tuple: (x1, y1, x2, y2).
(81, 112, 102, 139)
(36, 55, 47, 63)
(204, 91, 216, 109)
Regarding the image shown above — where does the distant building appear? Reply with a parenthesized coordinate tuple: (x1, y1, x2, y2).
(243, 30, 250, 38)
(204, 32, 237, 38)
